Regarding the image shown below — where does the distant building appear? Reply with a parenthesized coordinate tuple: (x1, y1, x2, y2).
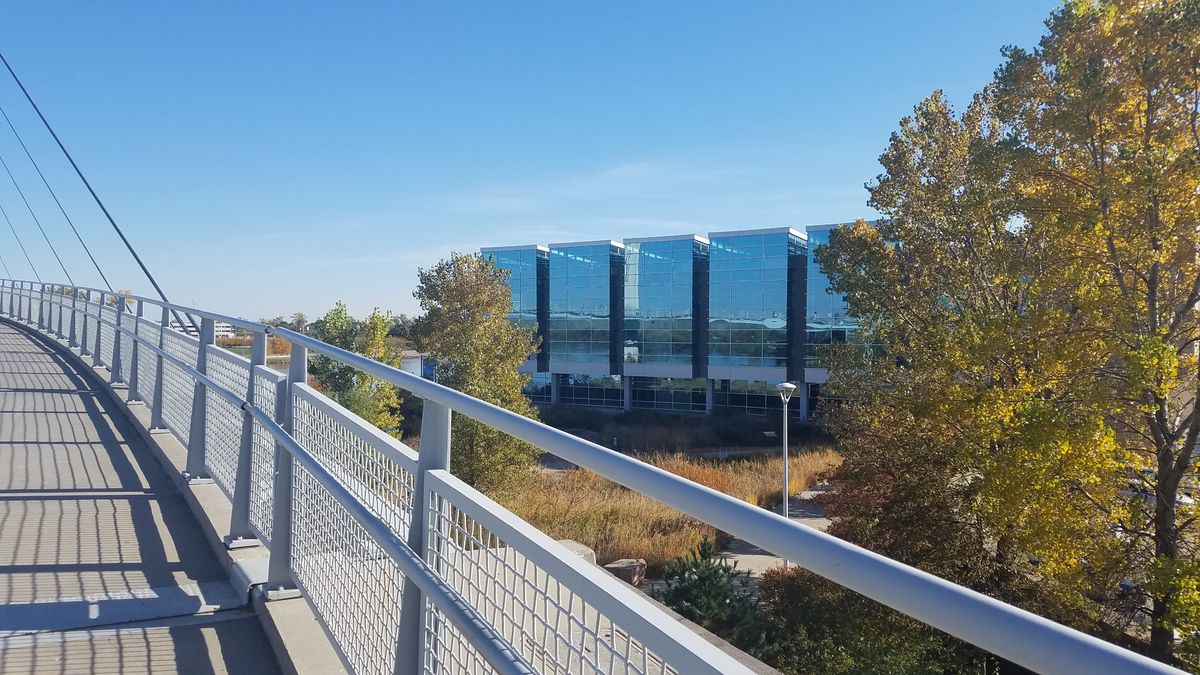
(483, 222, 869, 418)
(170, 320, 237, 339)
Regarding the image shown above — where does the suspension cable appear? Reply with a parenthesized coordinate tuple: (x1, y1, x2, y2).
(0, 197, 39, 281)
(0, 148, 73, 285)
(0, 252, 12, 278)
(0, 102, 110, 290)
(0, 50, 195, 332)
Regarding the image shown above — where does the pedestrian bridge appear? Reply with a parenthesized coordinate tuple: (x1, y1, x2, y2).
(0, 280, 1182, 674)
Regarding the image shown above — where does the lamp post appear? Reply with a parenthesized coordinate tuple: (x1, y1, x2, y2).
(776, 381, 796, 568)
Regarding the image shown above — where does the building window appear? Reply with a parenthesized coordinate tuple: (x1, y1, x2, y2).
(624, 239, 706, 368)
(629, 377, 707, 413)
(548, 244, 621, 367)
(708, 232, 804, 370)
(523, 372, 552, 403)
(556, 373, 623, 408)
(712, 379, 779, 416)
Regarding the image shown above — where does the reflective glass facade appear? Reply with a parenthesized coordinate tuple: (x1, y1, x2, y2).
(547, 242, 624, 372)
(629, 377, 707, 413)
(712, 379, 779, 416)
(556, 373, 623, 408)
(623, 237, 708, 375)
(805, 226, 860, 368)
(523, 372, 553, 403)
(708, 230, 806, 372)
(484, 246, 549, 370)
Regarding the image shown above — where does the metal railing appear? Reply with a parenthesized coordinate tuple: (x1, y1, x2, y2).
(0, 278, 1183, 675)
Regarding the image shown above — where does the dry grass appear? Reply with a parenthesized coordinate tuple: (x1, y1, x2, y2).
(501, 447, 841, 575)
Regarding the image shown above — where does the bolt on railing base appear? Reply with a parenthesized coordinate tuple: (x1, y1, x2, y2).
(223, 535, 261, 550)
(264, 586, 302, 602)
(149, 427, 172, 435)
(182, 472, 214, 485)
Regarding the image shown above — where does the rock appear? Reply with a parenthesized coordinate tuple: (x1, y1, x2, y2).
(557, 539, 597, 565)
(604, 558, 647, 586)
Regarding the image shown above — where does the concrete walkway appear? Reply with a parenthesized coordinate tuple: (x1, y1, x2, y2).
(720, 486, 833, 576)
(0, 321, 280, 674)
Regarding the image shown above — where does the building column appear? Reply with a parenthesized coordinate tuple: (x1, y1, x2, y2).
(705, 378, 715, 413)
(550, 374, 561, 404)
(622, 376, 632, 412)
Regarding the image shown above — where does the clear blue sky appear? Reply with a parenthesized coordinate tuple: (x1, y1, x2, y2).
(1, 2, 1055, 319)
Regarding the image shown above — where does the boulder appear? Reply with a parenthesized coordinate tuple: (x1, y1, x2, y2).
(604, 558, 647, 587)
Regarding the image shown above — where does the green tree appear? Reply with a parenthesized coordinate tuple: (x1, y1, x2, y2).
(657, 538, 764, 655)
(307, 302, 405, 439)
(819, 0, 1200, 665)
(988, 0, 1200, 662)
(413, 252, 539, 493)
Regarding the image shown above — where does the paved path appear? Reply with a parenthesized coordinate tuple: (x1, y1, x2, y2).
(0, 321, 279, 674)
(721, 486, 833, 576)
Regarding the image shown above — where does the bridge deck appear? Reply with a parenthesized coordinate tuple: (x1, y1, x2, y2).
(0, 321, 279, 674)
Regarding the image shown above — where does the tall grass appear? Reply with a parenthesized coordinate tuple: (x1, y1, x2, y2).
(501, 448, 841, 575)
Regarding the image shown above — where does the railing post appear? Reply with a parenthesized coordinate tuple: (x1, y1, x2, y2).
(184, 317, 215, 482)
(36, 283, 44, 331)
(127, 300, 142, 403)
(397, 398, 453, 673)
(265, 340, 304, 599)
(68, 288, 78, 347)
(93, 292, 104, 367)
(4, 280, 11, 318)
(79, 291, 91, 357)
(55, 286, 64, 338)
(149, 306, 169, 432)
(227, 331, 267, 549)
(111, 297, 125, 384)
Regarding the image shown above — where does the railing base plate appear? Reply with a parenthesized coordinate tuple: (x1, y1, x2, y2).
(224, 535, 261, 550)
(264, 587, 302, 602)
(183, 472, 214, 485)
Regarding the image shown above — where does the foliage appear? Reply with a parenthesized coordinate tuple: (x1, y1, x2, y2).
(817, 0, 1200, 665)
(657, 539, 763, 653)
(306, 301, 405, 438)
(413, 252, 540, 493)
(756, 567, 983, 674)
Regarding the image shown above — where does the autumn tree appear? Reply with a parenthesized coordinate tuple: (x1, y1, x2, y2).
(988, 0, 1200, 663)
(413, 252, 540, 493)
(819, 0, 1200, 666)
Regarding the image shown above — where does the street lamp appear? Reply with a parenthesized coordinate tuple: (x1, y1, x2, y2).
(776, 382, 796, 568)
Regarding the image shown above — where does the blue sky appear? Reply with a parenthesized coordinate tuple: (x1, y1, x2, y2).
(1, 2, 1055, 319)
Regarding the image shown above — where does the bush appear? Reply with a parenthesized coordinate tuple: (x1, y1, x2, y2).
(657, 538, 765, 654)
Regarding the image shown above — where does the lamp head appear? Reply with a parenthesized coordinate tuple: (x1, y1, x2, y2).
(776, 381, 796, 403)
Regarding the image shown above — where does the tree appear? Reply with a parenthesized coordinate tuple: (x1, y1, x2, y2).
(307, 302, 405, 439)
(289, 312, 308, 333)
(412, 252, 540, 492)
(988, 1, 1200, 662)
(818, 1, 1200, 665)
(657, 538, 764, 655)
(818, 91, 1131, 642)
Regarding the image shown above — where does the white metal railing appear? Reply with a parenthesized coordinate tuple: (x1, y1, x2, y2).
(0, 278, 1184, 675)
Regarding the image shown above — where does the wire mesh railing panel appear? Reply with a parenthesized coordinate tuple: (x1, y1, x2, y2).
(290, 458, 409, 675)
(99, 304, 116, 368)
(248, 365, 285, 544)
(118, 310, 135, 381)
(204, 346, 251, 499)
(291, 385, 417, 534)
(425, 473, 702, 675)
(160, 329, 199, 445)
(135, 317, 162, 407)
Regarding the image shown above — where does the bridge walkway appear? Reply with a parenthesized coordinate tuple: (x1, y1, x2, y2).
(0, 321, 279, 674)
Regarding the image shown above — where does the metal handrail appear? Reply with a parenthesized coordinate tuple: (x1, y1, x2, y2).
(1, 283, 537, 675)
(1, 279, 1184, 674)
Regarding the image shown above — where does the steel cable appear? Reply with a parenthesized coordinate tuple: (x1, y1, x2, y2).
(0, 147, 73, 284)
(0, 196, 39, 281)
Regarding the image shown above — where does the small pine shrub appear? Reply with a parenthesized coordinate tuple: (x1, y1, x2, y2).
(657, 538, 764, 654)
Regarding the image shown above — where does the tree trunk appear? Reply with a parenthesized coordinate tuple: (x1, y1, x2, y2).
(1150, 445, 1179, 664)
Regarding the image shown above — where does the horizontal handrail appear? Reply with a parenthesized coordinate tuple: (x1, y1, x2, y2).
(265, 326, 1181, 674)
(4, 280, 1184, 674)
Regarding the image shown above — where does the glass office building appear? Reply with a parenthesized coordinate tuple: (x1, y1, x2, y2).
(623, 235, 708, 379)
(485, 222, 860, 418)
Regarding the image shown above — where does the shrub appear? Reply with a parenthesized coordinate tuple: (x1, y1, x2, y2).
(657, 538, 764, 654)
